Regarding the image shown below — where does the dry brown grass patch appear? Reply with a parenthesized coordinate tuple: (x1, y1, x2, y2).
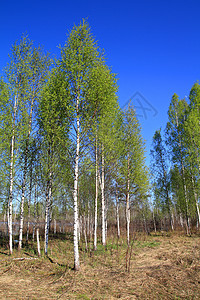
(0, 233, 199, 299)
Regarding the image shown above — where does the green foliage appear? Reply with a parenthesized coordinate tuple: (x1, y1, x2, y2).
(119, 104, 149, 200)
(150, 129, 172, 215)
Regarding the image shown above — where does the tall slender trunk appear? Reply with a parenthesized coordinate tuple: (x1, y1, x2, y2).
(143, 212, 148, 234)
(170, 209, 174, 231)
(101, 144, 106, 246)
(32, 176, 37, 241)
(18, 146, 28, 249)
(94, 136, 98, 250)
(152, 208, 157, 233)
(189, 137, 200, 228)
(7, 200, 10, 237)
(116, 186, 120, 239)
(83, 214, 88, 252)
(18, 96, 34, 250)
(175, 110, 190, 235)
(73, 98, 80, 271)
(8, 94, 18, 255)
(44, 169, 52, 255)
(126, 152, 130, 245)
(26, 162, 33, 242)
(105, 197, 108, 240)
(4, 212, 6, 235)
(89, 215, 93, 251)
(181, 162, 190, 235)
(167, 192, 174, 231)
(191, 175, 200, 226)
(87, 202, 90, 237)
(36, 228, 41, 257)
(180, 213, 184, 228)
(160, 153, 173, 231)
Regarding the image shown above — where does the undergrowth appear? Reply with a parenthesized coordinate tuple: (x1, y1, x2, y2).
(0, 232, 199, 299)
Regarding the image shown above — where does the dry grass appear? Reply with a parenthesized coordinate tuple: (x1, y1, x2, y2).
(0, 232, 200, 299)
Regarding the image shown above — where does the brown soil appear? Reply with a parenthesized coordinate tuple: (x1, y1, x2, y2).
(0, 233, 200, 299)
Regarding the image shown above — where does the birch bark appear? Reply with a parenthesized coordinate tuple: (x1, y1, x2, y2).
(126, 152, 130, 245)
(44, 170, 52, 255)
(18, 95, 34, 250)
(73, 96, 80, 271)
(94, 136, 98, 250)
(101, 145, 106, 246)
(32, 177, 37, 241)
(8, 94, 18, 255)
(36, 228, 41, 257)
(26, 162, 32, 242)
(116, 186, 120, 239)
(191, 175, 200, 226)
(175, 109, 190, 234)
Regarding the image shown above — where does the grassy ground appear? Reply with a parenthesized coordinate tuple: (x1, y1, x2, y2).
(0, 231, 200, 299)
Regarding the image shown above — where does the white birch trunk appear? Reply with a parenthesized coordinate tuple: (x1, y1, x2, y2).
(26, 166, 32, 242)
(191, 175, 200, 226)
(153, 209, 157, 233)
(87, 208, 90, 238)
(94, 136, 98, 250)
(180, 213, 184, 228)
(169, 205, 174, 231)
(32, 178, 37, 241)
(101, 145, 106, 246)
(83, 215, 88, 252)
(116, 187, 120, 239)
(175, 111, 190, 235)
(126, 152, 130, 245)
(8, 94, 18, 255)
(18, 169, 26, 250)
(7, 202, 10, 237)
(89, 217, 93, 251)
(36, 228, 41, 257)
(182, 166, 190, 235)
(18, 98, 34, 250)
(105, 197, 108, 240)
(44, 174, 51, 255)
(73, 98, 80, 271)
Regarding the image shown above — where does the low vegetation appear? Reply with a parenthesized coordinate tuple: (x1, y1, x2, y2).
(0, 231, 199, 299)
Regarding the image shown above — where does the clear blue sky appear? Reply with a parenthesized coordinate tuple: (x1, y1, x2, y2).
(1, 0, 200, 165)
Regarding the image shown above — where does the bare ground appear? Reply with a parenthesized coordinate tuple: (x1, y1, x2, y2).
(0, 233, 200, 299)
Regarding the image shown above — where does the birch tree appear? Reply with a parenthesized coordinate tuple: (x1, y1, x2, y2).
(18, 39, 51, 250)
(184, 83, 200, 226)
(120, 105, 149, 244)
(88, 65, 119, 246)
(60, 20, 117, 269)
(166, 94, 191, 234)
(3, 37, 37, 254)
(150, 129, 174, 230)
(39, 67, 71, 255)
